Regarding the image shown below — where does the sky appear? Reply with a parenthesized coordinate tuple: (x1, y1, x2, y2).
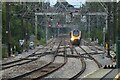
(45, 0, 86, 8)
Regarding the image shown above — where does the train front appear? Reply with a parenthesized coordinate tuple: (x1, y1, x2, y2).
(70, 29, 81, 46)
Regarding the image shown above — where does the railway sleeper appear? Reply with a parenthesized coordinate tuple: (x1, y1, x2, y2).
(2, 59, 23, 66)
(22, 63, 63, 79)
(48, 65, 56, 68)
(57, 54, 93, 60)
(58, 50, 64, 53)
(2, 60, 32, 70)
(41, 69, 49, 72)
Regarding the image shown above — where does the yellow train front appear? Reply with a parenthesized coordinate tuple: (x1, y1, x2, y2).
(70, 29, 81, 46)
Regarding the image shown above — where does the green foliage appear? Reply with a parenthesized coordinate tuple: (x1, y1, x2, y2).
(118, 2, 120, 39)
(34, 37, 40, 45)
(96, 30, 103, 44)
(82, 30, 88, 39)
(40, 38, 46, 45)
(86, 2, 105, 12)
(90, 26, 103, 44)
(2, 45, 8, 58)
(2, 3, 7, 44)
(48, 27, 55, 39)
(2, 3, 37, 55)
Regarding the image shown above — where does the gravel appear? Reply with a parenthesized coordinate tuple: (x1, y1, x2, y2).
(2, 38, 113, 79)
(45, 46, 100, 78)
(39, 54, 53, 62)
(79, 59, 99, 78)
(2, 38, 55, 65)
(81, 46, 93, 53)
(2, 60, 48, 78)
(92, 54, 112, 66)
(81, 46, 112, 66)
(74, 47, 85, 54)
(66, 48, 78, 56)
(45, 47, 82, 78)
(54, 56, 64, 63)
(2, 47, 40, 65)
(2, 60, 31, 68)
(88, 46, 104, 53)
(2, 38, 57, 79)
(2, 54, 53, 79)
(45, 58, 82, 78)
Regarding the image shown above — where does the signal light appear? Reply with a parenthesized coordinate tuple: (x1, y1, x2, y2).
(57, 22, 62, 27)
(57, 24, 61, 27)
(48, 24, 51, 27)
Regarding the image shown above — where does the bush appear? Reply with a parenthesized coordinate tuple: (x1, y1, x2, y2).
(34, 37, 40, 46)
(96, 30, 103, 44)
(2, 45, 8, 58)
(40, 38, 46, 45)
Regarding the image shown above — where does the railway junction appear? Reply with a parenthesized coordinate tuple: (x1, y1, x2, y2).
(1, 0, 120, 80)
(1, 36, 119, 79)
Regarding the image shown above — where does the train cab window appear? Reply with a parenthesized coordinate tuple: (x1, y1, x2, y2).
(73, 30, 79, 36)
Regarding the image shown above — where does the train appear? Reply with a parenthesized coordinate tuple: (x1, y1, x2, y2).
(69, 29, 82, 46)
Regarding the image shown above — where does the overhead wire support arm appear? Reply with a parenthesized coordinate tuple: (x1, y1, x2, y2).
(99, 0, 108, 14)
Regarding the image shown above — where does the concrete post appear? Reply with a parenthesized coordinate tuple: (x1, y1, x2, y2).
(88, 15, 91, 41)
(35, 14, 37, 39)
(25, 19, 28, 52)
(103, 27, 106, 59)
(46, 26, 48, 43)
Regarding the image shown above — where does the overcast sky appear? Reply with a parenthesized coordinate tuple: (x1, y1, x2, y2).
(45, 0, 86, 8)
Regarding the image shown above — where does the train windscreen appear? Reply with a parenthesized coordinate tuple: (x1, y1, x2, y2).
(73, 30, 79, 36)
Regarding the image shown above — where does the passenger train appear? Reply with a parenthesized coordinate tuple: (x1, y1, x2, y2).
(69, 29, 82, 46)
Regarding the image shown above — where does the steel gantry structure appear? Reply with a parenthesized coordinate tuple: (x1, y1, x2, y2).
(34, 0, 81, 43)
(86, 12, 107, 58)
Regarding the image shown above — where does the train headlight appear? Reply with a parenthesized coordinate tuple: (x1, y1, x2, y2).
(71, 38, 74, 41)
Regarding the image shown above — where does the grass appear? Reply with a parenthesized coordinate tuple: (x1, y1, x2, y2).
(40, 38, 46, 45)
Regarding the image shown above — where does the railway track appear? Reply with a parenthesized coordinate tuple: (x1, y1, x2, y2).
(68, 45, 102, 80)
(69, 46, 86, 80)
(79, 46, 102, 68)
(82, 39, 104, 51)
(2, 39, 56, 70)
(8, 38, 67, 80)
(67, 38, 102, 79)
(2, 37, 103, 79)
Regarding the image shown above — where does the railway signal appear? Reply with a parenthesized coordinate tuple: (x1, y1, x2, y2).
(48, 21, 52, 27)
(57, 22, 62, 27)
(48, 24, 51, 27)
(57, 24, 62, 27)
